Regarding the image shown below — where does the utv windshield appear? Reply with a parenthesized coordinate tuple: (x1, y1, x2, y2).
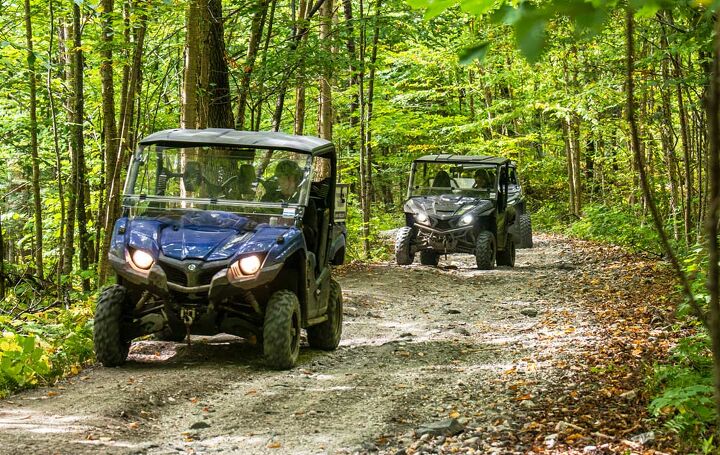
(123, 145, 312, 218)
(409, 162, 497, 198)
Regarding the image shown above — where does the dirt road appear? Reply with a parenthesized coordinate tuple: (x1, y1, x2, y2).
(0, 236, 669, 454)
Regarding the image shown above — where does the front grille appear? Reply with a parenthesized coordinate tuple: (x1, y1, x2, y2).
(198, 266, 225, 285)
(159, 263, 188, 286)
(433, 220, 452, 230)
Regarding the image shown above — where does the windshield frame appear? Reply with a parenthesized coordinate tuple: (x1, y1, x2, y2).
(122, 144, 315, 217)
(407, 160, 500, 199)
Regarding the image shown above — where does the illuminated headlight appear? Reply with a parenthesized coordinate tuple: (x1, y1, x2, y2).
(459, 214, 474, 226)
(415, 212, 429, 224)
(230, 255, 262, 279)
(130, 249, 154, 270)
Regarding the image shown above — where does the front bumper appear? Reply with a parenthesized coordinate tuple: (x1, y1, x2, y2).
(414, 224, 475, 254)
(109, 253, 283, 301)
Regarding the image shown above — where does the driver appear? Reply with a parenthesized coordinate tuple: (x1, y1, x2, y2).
(268, 159, 318, 253)
(274, 159, 304, 200)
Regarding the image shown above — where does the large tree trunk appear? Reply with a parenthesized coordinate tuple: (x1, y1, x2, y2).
(206, 0, 234, 128)
(97, 0, 119, 285)
(705, 14, 720, 429)
(24, 0, 43, 280)
(182, 0, 202, 128)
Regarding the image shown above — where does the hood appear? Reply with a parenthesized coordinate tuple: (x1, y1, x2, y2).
(405, 196, 492, 219)
(126, 211, 261, 261)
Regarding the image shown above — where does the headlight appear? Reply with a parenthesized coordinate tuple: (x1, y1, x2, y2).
(230, 254, 262, 279)
(415, 212, 429, 224)
(459, 214, 474, 226)
(130, 249, 154, 270)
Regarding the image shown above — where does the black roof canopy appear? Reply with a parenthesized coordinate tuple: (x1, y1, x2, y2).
(139, 128, 335, 155)
(413, 154, 510, 166)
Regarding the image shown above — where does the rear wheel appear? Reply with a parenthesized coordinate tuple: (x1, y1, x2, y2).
(420, 250, 439, 266)
(518, 213, 533, 248)
(475, 231, 496, 270)
(496, 236, 516, 267)
(94, 285, 132, 367)
(307, 279, 343, 350)
(395, 227, 415, 265)
(263, 290, 301, 369)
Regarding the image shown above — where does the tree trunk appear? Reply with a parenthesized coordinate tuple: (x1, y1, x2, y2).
(47, 0, 65, 288)
(705, 11, 720, 431)
(67, 3, 90, 292)
(343, 0, 359, 130)
(24, 0, 43, 280)
(182, 0, 202, 128)
(62, 19, 76, 280)
(98, 0, 119, 285)
(235, 0, 271, 130)
(364, 0, 381, 203)
(318, 0, 333, 139)
(358, 0, 370, 258)
(206, 0, 234, 128)
(658, 12, 681, 241)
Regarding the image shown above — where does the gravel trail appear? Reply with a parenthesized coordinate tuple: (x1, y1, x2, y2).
(0, 236, 630, 454)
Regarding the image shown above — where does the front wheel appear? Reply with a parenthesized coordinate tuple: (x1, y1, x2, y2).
(475, 231, 496, 270)
(395, 227, 415, 265)
(307, 279, 343, 350)
(496, 236, 516, 267)
(94, 285, 132, 367)
(420, 250, 439, 266)
(263, 290, 301, 369)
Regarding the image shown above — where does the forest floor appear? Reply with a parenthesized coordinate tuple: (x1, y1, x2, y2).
(0, 235, 682, 454)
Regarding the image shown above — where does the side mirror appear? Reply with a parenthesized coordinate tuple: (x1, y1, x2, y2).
(334, 184, 348, 223)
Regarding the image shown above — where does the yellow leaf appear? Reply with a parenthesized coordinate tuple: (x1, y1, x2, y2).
(267, 442, 282, 449)
(449, 410, 460, 418)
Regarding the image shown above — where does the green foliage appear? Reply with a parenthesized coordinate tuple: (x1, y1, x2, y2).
(0, 333, 51, 389)
(565, 203, 661, 253)
(648, 334, 717, 444)
(345, 196, 404, 262)
(0, 303, 95, 397)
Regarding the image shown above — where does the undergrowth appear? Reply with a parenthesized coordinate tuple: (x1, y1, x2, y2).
(0, 293, 95, 398)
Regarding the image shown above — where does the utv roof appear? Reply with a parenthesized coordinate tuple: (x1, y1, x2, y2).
(139, 128, 335, 155)
(413, 154, 510, 165)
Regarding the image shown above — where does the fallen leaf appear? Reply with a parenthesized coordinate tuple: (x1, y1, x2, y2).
(267, 442, 282, 448)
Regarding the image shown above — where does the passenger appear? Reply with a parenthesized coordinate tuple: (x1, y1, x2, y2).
(473, 169, 493, 190)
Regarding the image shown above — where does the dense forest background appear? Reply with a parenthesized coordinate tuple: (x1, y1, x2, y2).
(1, 0, 720, 449)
